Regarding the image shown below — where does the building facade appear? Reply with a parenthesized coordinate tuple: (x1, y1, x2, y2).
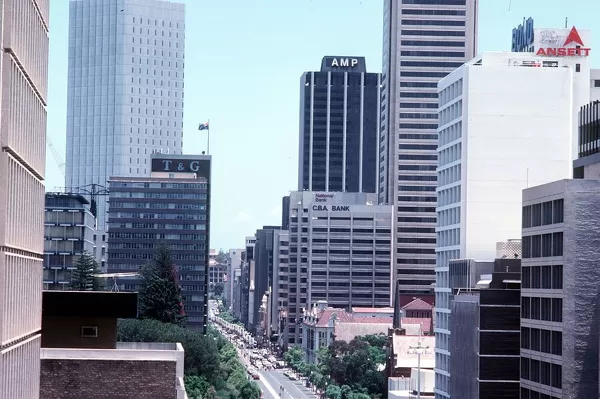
(226, 248, 243, 307)
(380, 0, 478, 298)
(298, 56, 381, 193)
(240, 236, 255, 327)
(250, 226, 280, 334)
(284, 191, 393, 347)
(574, 100, 600, 178)
(0, 0, 49, 396)
(273, 230, 290, 348)
(520, 179, 600, 398)
(107, 155, 211, 332)
(449, 260, 521, 399)
(65, 0, 186, 265)
(44, 193, 96, 290)
(434, 51, 576, 397)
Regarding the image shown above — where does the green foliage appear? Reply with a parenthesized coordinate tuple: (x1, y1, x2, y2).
(283, 345, 305, 371)
(118, 319, 262, 398)
(70, 251, 104, 291)
(215, 250, 228, 264)
(138, 243, 186, 325)
(213, 283, 224, 297)
(326, 384, 342, 399)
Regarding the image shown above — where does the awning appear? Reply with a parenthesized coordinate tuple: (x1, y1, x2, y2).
(475, 279, 492, 288)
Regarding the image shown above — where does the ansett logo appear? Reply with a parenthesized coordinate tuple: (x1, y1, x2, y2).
(536, 27, 591, 57)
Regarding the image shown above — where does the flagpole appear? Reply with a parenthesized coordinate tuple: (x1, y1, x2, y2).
(207, 119, 210, 155)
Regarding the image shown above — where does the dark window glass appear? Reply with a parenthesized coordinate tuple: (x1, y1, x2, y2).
(402, 0, 466, 4)
(541, 265, 551, 288)
(542, 201, 553, 225)
(401, 50, 465, 57)
(531, 266, 540, 289)
(401, 61, 464, 68)
(400, 71, 449, 78)
(399, 102, 438, 109)
(399, 82, 438, 88)
(531, 235, 541, 258)
(522, 205, 531, 228)
(399, 92, 439, 98)
(531, 203, 542, 226)
(399, 123, 438, 129)
(551, 265, 563, 289)
(542, 234, 552, 257)
(522, 266, 530, 289)
(551, 298, 562, 322)
(397, 195, 437, 202)
(553, 199, 564, 223)
(552, 232, 563, 256)
(401, 10, 466, 16)
(402, 19, 466, 26)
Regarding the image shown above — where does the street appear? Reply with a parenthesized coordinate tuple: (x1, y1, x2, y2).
(256, 369, 317, 399)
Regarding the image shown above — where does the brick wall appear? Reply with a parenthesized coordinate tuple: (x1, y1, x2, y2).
(40, 359, 176, 399)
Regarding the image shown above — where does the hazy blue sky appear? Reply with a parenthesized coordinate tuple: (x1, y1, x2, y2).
(46, 0, 599, 250)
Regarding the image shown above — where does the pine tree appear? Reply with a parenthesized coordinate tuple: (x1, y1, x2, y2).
(139, 243, 186, 325)
(71, 251, 103, 291)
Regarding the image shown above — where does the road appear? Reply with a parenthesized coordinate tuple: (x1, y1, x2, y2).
(235, 347, 316, 399)
(258, 369, 317, 399)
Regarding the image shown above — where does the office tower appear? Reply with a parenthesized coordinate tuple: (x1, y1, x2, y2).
(226, 249, 243, 307)
(283, 191, 393, 348)
(434, 51, 575, 398)
(0, 0, 49, 396)
(298, 56, 381, 193)
(107, 154, 211, 332)
(380, 0, 478, 296)
(281, 196, 290, 230)
(240, 236, 256, 327)
(44, 193, 96, 290)
(273, 230, 289, 347)
(250, 226, 280, 335)
(65, 0, 185, 266)
(449, 259, 521, 399)
(520, 179, 600, 398)
(574, 100, 600, 178)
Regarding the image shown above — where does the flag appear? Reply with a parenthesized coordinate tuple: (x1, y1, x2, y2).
(198, 122, 209, 131)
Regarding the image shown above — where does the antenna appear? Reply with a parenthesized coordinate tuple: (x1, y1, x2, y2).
(565, 17, 568, 29)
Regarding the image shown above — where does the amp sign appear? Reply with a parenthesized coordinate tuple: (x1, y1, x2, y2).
(330, 58, 359, 68)
(512, 17, 535, 52)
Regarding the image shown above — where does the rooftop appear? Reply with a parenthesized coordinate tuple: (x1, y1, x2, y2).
(391, 335, 435, 370)
(401, 298, 434, 311)
(42, 291, 138, 319)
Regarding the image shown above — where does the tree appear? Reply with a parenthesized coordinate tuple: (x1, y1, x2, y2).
(138, 244, 185, 325)
(213, 283, 224, 297)
(326, 384, 342, 399)
(284, 345, 305, 370)
(215, 250, 228, 265)
(71, 251, 103, 291)
(185, 375, 210, 399)
(239, 381, 261, 399)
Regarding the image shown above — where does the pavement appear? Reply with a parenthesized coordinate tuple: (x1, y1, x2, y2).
(257, 369, 318, 399)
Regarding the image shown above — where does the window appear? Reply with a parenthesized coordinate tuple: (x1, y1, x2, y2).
(81, 326, 98, 338)
(542, 201, 553, 225)
(542, 234, 552, 257)
(551, 298, 562, 322)
(531, 266, 540, 288)
(522, 266, 530, 288)
(531, 235, 541, 257)
(551, 265, 563, 289)
(541, 297, 551, 321)
(541, 265, 551, 288)
(553, 199, 564, 223)
(552, 232, 563, 256)
(551, 331, 562, 355)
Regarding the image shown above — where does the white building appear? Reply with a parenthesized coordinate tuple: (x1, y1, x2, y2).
(283, 191, 393, 347)
(0, 0, 49, 397)
(434, 52, 578, 397)
(227, 249, 243, 308)
(379, 0, 478, 297)
(65, 0, 185, 267)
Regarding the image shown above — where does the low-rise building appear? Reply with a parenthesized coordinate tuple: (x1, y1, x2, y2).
(301, 301, 392, 363)
(40, 291, 187, 399)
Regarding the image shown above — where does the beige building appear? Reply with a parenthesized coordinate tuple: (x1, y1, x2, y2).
(0, 0, 49, 397)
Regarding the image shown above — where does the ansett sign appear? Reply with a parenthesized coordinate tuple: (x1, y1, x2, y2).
(312, 205, 350, 212)
(535, 27, 591, 57)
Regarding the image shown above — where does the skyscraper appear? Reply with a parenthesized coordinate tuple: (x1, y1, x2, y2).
(380, 0, 478, 296)
(298, 56, 381, 193)
(65, 0, 185, 266)
(0, 0, 49, 397)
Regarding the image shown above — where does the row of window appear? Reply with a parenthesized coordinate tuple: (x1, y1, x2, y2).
(401, 9, 466, 16)
(521, 359, 562, 389)
(522, 200, 564, 227)
(311, 239, 391, 245)
(522, 233, 563, 258)
(399, 102, 438, 109)
(401, 30, 466, 37)
(401, 50, 465, 57)
(521, 265, 563, 289)
(521, 297, 562, 322)
(402, 0, 466, 4)
(521, 327, 562, 355)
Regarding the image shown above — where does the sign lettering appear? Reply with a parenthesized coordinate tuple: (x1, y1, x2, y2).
(151, 158, 211, 181)
(330, 58, 359, 68)
(535, 27, 590, 57)
(312, 205, 350, 212)
(512, 17, 535, 52)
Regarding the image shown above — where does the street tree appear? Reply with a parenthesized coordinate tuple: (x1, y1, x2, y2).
(138, 244, 185, 325)
(70, 251, 103, 291)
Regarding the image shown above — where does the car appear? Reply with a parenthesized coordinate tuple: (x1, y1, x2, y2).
(252, 373, 260, 380)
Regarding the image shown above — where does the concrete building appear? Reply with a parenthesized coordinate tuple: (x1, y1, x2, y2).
(520, 179, 600, 398)
(281, 196, 290, 230)
(284, 191, 393, 347)
(379, 0, 478, 299)
(240, 236, 256, 327)
(65, 0, 186, 265)
(574, 100, 600, 178)
(107, 155, 211, 332)
(298, 56, 381, 193)
(44, 193, 96, 290)
(449, 260, 521, 399)
(434, 51, 577, 397)
(40, 291, 186, 399)
(0, 0, 49, 397)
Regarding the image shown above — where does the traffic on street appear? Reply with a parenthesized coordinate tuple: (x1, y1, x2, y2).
(212, 316, 318, 399)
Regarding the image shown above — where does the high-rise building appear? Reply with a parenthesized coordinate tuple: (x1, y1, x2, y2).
(0, 0, 49, 396)
(240, 236, 256, 328)
(380, 0, 478, 296)
(250, 226, 280, 334)
(273, 230, 289, 346)
(43, 193, 96, 290)
(434, 51, 575, 398)
(520, 179, 600, 398)
(449, 258, 521, 399)
(226, 249, 243, 307)
(283, 191, 393, 347)
(65, 0, 186, 266)
(298, 56, 381, 193)
(107, 154, 211, 332)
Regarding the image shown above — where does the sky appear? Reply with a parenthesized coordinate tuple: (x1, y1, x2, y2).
(45, 0, 599, 250)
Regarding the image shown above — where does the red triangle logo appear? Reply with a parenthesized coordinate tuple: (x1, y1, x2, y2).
(564, 27, 585, 46)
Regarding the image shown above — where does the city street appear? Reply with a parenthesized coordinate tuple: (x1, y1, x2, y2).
(257, 369, 317, 399)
